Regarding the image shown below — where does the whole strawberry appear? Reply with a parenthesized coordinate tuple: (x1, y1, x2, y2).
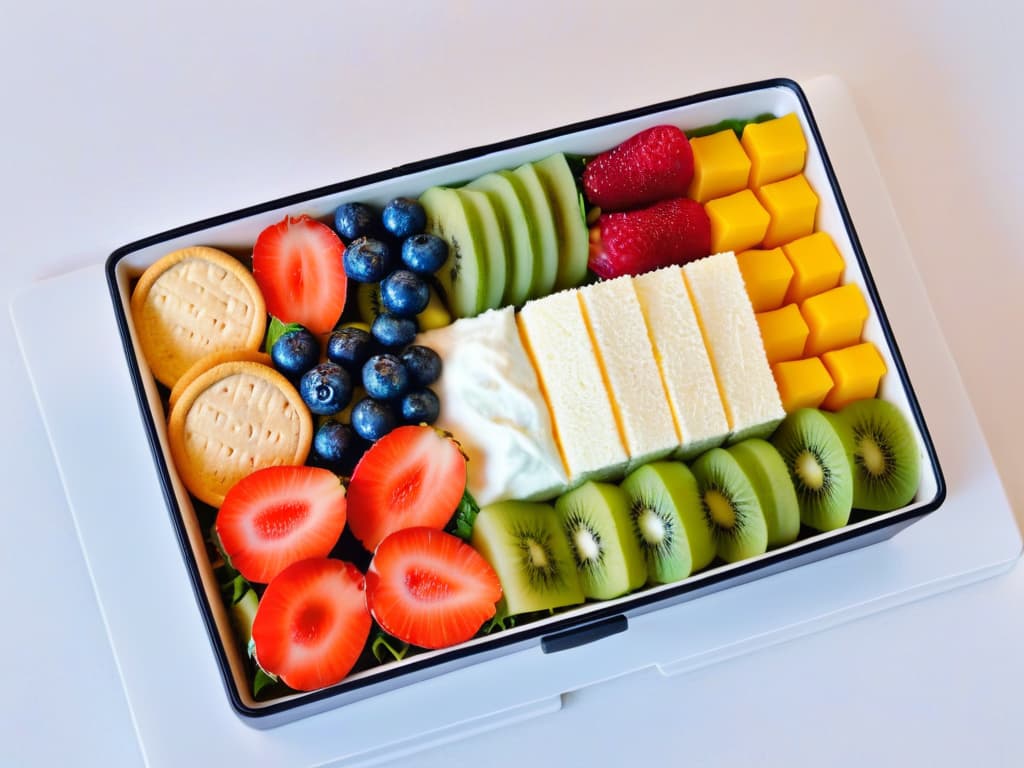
(583, 125, 694, 212)
(588, 197, 710, 279)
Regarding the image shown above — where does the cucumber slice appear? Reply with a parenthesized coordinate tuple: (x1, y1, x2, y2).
(420, 186, 488, 318)
(468, 172, 536, 306)
(508, 164, 558, 299)
(533, 153, 589, 290)
(456, 188, 508, 312)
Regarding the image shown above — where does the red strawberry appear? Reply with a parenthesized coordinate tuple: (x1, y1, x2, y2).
(251, 558, 371, 691)
(346, 425, 467, 552)
(215, 466, 347, 584)
(366, 527, 502, 649)
(252, 214, 348, 335)
(588, 197, 710, 279)
(583, 125, 694, 212)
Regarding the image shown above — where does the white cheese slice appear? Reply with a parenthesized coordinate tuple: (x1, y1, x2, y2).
(682, 251, 786, 441)
(579, 276, 678, 467)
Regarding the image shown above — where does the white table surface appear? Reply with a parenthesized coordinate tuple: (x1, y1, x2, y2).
(2, 3, 1021, 766)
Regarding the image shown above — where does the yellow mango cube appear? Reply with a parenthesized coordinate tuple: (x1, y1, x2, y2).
(821, 342, 887, 410)
(741, 113, 808, 187)
(782, 232, 845, 304)
(756, 304, 809, 364)
(800, 283, 869, 356)
(705, 189, 770, 254)
(755, 174, 818, 249)
(736, 248, 793, 312)
(688, 129, 752, 203)
(772, 357, 834, 413)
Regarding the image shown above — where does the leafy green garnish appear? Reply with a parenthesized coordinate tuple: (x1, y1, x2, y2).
(685, 112, 777, 139)
(253, 668, 279, 698)
(446, 488, 480, 541)
(371, 631, 410, 663)
(481, 603, 515, 635)
(264, 316, 305, 354)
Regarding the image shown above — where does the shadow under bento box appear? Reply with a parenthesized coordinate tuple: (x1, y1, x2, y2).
(106, 78, 945, 728)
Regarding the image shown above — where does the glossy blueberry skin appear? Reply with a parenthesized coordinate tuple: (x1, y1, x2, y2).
(400, 233, 448, 274)
(371, 313, 418, 348)
(334, 202, 377, 242)
(380, 269, 430, 318)
(343, 237, 393, 283)
(270, 328, 319, 378)
(351, 398, 398, 442)
(400, 388, 440, 425)
(381, 197, 426, 239)
(361, 353, 410, 400)
(400, 345, 442, 387)
(298, 362, 353, 416)
(312, 421, 361, 469)
(326, 326, 375, 372)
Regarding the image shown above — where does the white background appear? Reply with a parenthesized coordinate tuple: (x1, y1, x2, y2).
(1, 2, 1021, 766)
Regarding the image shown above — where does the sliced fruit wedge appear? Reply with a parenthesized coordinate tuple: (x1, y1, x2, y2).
(456, 188, 507, 312)
(728, 438, 800, 548)
(420, 186, 487, 318)
(509, 164, 558, 299)
(251, 557, 371, 692)
(533, 153, 589, 290)
(252, 214, 348, 335)
(215, 466, 348, 584)
(346, 425, 468, 551)
(366, 527, 502, 649)
(467, 171, 536, 306)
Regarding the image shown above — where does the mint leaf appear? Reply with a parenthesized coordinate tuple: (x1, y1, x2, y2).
(446, 488, 480, 541)
(264, 316, 305, 354)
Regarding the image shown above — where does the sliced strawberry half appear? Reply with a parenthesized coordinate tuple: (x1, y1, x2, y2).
(215, 466, 347, 584)
(251, 557, 371, 691)
(252, 214, 348, 335)
(366, 527, 502, 649)
(346, 425, 467, 552)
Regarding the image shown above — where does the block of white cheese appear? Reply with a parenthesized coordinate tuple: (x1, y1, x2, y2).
(416, 307, 567, 505)
(517, 289, 629, 483)
(578, 276, 678, 467)
(632, 267, 729, 457)
(682, 251, 785, 441)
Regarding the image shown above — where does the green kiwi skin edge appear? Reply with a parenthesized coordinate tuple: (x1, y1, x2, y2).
(727, 438, 800, 549)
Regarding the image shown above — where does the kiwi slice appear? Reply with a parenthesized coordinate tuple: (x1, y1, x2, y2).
(356, 282, 383, 325)
(620, 462, 710, 584)
(532, 153, 589, 290)
(554, 481, 647, 600)
(771, 408, 853, 531)
(420, 185, 489, 318)
(691, 448, 768, 563)
(509, 164, 559, 298)
(470, 500, 584, 615)
(455, 188, 507, 312)
(468, 171, 536, 306)
(832, 398, 921, 512)
(727, 438, 800, 548)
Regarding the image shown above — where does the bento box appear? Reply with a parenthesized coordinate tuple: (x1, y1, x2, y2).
(106, 78, 945, 727)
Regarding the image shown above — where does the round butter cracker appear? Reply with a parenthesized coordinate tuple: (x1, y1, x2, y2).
(168, 348, 272, 410)
(168, 361, 312, 507)
(131, 246, 267, 388)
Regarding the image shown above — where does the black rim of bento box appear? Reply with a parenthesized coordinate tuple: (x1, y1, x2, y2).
(105, 76, 946, 721)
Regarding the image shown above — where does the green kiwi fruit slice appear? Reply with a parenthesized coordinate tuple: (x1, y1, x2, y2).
(620, 461, 713, 584)
(532, 153, 589, 290)
(831, 398, 921, 512)
(455, 188, 507, 312)
(771, 408, 853, 531)
(554, 481, 647, 600)
(470, 500, 584, 615)
(509, 164, 559, 298)
(356, 281, 383, 325)
(727, 438, 800, 548)
(691, 448, 769, 563)
(420, 185, 489, 318)
(467, 171, 536, 307)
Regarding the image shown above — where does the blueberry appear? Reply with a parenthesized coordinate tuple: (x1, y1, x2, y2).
(351, 398, 398, 442)
(371, 313, 418, 348)
(343, 237, 393, 283)
(361, 353, 409, 400)
(270, 328, 319, 378)
(312, 421, 361, 470)
(299, 362, 353, 416)
(326, 326, 374, 372)
(380, 269, 430, 318)
(401, 233, 448, 274)
(400, 388, 440, 424)
(381, 197, 427, 238)
(400, 345, 442, 387)
(334, 202, 377, 241)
